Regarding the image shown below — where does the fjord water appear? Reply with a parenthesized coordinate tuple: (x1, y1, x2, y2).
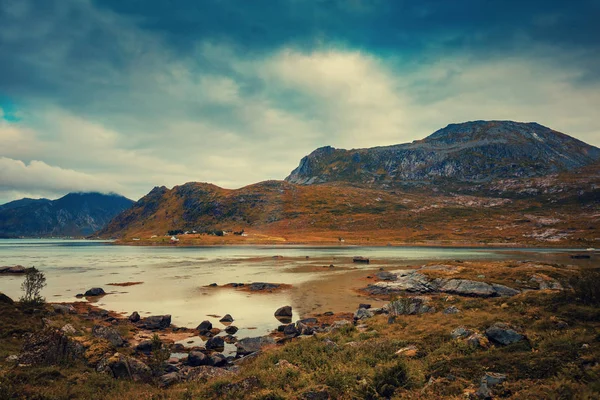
(0, 239, 575, 339)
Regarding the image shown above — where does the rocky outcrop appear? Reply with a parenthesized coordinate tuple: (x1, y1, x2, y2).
(364, 269, 520, 298)
(19, 329, 85, 365)
(386, 297, 435, 315)
(286, 121, 600, 186)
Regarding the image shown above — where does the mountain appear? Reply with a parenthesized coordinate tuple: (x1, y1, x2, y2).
(0, 192, 134, 238)
(285, 120, 600, 185)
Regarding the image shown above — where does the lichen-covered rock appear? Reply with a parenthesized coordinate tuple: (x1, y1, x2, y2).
(450, 327, 472, 339)
(52, 304, 76, 314)
(20, 329, 85, 365)
(386, 297, 435, 315)
(97, 352, 152, 382)
(466, 333, 490, 349)
(92, 325, 124, 347)
(443, 306, 461, 314)
(354, 308, 374, 320)
(283, 324, 299, 338)
(159, 372, 180, 387)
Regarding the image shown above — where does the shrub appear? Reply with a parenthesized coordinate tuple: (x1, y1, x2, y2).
(19, 268, 46, 306)
(370, 361, 411, 398)
(567, 268, 600, 305)
(148, 334, 170, 375)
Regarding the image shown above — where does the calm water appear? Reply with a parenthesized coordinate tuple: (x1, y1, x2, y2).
(0, 239, 584, 341)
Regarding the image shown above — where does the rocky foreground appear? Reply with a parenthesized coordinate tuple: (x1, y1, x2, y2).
(0, 259, 599, 399)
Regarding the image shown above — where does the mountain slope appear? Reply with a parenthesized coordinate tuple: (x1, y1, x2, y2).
(0, 192, 134, 237)
(286, 121, 600, 185)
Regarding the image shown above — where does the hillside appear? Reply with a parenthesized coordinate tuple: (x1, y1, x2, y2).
(285, 121, 600, 186)
(0, 192, 134, 238)
(98, 162, 600, 247)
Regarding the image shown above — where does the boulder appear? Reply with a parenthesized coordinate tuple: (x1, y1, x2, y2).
(358, 303, 371, 309)
(135, 340, 153, 353)
(97, 353, 152, 382)
(52, 304, 76, 314)
(188, 351, 213, 367)
(0, 265, 32, 274)
(375, 271, 397, 281)
(395, 345, 418, 357)
(139, 315, 171, 330)
(296, 321, 314, 335)
(84, 287, 106, 297)
(180, 365, 234, 382)
(439, 279, 518, 297)
(274, 305, 292, 317)
(353, 256, 370, 264)
(298, 317, 318, 325)
(219, 314, 234, 323)
(19, 328, 85, 365)
(235, 336, 275, 356)
(197, 320, 213, 335)
(387, 297, 434, 315)
(283, 324, 299, 338)
(92, 325, 125, 347)
(128, 311, 140, 322)
(327, 320, 352, 332)
(159, 372, 180, 387)
(225, 325, 239, 335)
(210, 353, 227, 367)
(466, 333, 490, 349)
(530, 274, 563, 290)
(60, 324, 77, 335)
(354, 308, 374, 320)
(0, 292, 14, 304)
(205, 336, 225, 351)
(443, 306, 461, 314)
(485, 322, 525, 346)
(476, 372, 507, 399)
(450, 327, 472, 339)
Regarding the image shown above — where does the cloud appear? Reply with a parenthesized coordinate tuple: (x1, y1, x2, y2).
(0, 156, 123, 202)
(0, 0, 599, 205)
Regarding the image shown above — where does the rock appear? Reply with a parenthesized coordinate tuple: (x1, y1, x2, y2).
(395, 345, 418, 357)
(5, 354, 19, 363)
(386, 297, 435, 315)
(84, 287, 106, 297)
(284, 324, 299, 338)
(466, 333, 489, 349)
(135, 340, 153, 353)
(92, 325, 125, 347)
(197, 320, 213, 335)
(296, 321, 314, 336)
(0, 292, 14, 304)
(376, 271, 397, 281)
(440, 280, 519, 297)
(354, 308, 374, 320)
(327, 320, 352, 332)
(75, 294, 84, 298)
(477, 373, 507, 399)
(0, 265, 32, 274)
(60, 324, 77, 335)
(387, 315, 396, 324)
(274, 305, 293, 318)
(530, 274, 563, 290)
(52, 304, 76, 314)
(208, 283, 218, 287)
(224, 335, 237, 344)
(235, 336, 275, 356)
(19, 329, 85, 365)
(97, 353, 152, 382)
(128, 311, 140, 322)
(219, 314, 234, 323)
(225, 325, 239, 335)
(205, 336, 225, 351)
(276, 359, 298, 369)
(485, 322, 525, 345)
(353, 256, 370, 264)
(358, 303, 371, 309)
(139, 315, 171, 330)
(188, 351, 213, 367)
(443, 306, 461, 314)
(248, 282, 280, 291)
(450, 327, 472, 339)
(210, 353, 227, 367)
(159, 372, 180, 387)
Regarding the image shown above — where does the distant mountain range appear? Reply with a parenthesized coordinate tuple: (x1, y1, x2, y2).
(0, 192, 134, 238)
(98, 121, 600, 246)
(286, 120, 600, 185)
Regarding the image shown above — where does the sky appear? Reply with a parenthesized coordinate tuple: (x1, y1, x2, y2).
(1, 0, 599, 203)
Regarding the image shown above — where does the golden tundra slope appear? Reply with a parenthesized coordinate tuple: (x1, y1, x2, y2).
(97, 162, 599, 247)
